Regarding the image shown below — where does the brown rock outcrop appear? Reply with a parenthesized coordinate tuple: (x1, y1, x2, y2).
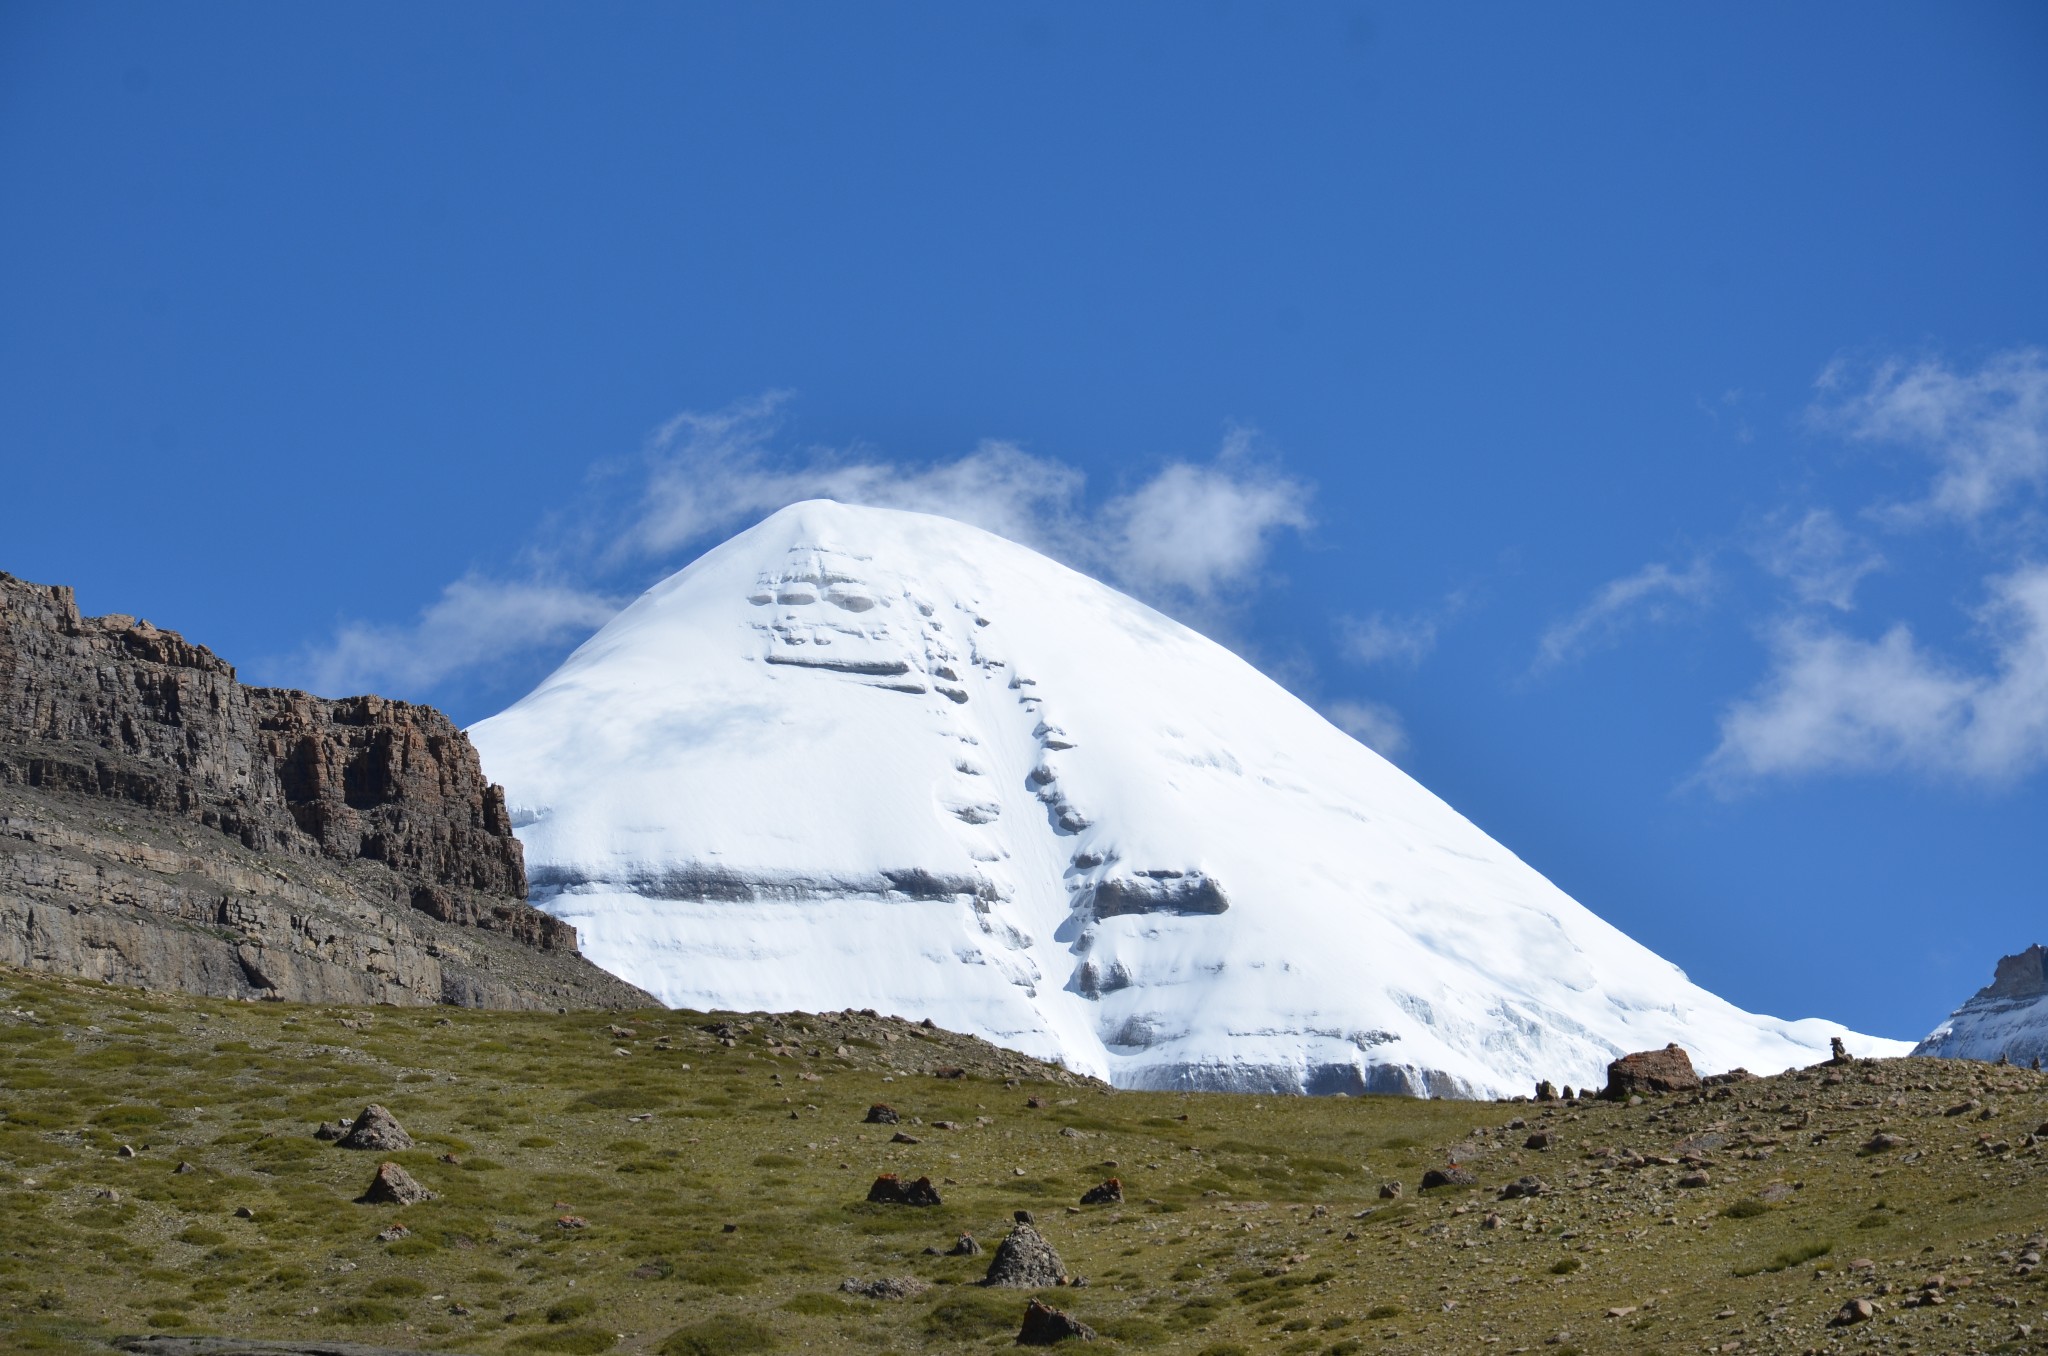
(0, 571, 650, 1009)
(1601, 1043, 1702, 1099)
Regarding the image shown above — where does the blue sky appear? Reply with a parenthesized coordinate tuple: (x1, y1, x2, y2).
(4, 2, 2044, 1043)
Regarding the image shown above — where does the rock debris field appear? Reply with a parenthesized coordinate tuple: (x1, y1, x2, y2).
(3, 967, 2047, 1355)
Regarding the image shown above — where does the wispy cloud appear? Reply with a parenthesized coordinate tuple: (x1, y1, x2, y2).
(1749, 508, 1884, 611)
(1342, 612, 1440, 667)
(288, 396, 1314, 701)
(619, 394, 1091, 567)
(1340, 589, 1470, 669)
(1324, 698, 1410, 762)
(1704, 563, 2048, 788)
(1532, 557, 1716, 674)
(1813, 347, 2048, 525)
(1097, 431, 1312, 599)
(295, 575, 621, 697)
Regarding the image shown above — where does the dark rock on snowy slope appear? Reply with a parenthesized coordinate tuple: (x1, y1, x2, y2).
(0, 571, 650, 1009)
(1916, 945, 2048, 1065)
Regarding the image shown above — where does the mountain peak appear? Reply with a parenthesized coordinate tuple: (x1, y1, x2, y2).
(470, 505, 1907, 1096)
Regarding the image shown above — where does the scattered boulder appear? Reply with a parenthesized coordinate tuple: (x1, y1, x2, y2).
(866, 1173, 942, 1206)
(840, 1275, 931, 1300)
(1523, 1131, 1553, 1151)
(313, 1120, 347, 1142)
(984, 1221, 1067, 1288)
(1420, 1166, 1476, 1190)
(865, 1103, 901, 1125)
(1534, 1080, 1559, 1102)
(1497, 1175, 1547, 1200)
(1079, 1178, 1123, 1206)
(1862, 1132, 1906, 1155)
(1676, 1170, 1712, 1190)
(890, 1132, 922, 1145)
(1017, 1297, 1095, 1344)
(948, 1233, 984, 1257)
(376, 1223, 410, 1242)
(336, 1105, 414, 1152)
(1832, 1298, 1877, 1326)
(1700, 1068, 1757, 1087)
(1601, 1044, 1700, 1100)
(355, 1161, 433, 1206)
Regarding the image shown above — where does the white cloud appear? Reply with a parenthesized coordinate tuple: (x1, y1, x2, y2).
(1325, 698, 1410, 762)
(1814, 347, 2048, 524)
(290, 396, 1312, 700)
(1096, 436, 1312, 599)
(619, 401, 1307, 605)
(1533, 557, 1716, 673)
(296, 575, 620, 697)
(1343, 611, 1440, 667)
(1341, 589, 1469, 668)
(1751, 508, 1884, 611)
(621, 394, 1091, 566)
(1705, 563, 2048, 787)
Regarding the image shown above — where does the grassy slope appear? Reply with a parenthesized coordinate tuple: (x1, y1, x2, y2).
(2, 966, 2046, 1356)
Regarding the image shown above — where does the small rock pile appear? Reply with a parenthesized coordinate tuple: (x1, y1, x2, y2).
(1017, 1298, 1095, 1344)
(866, 1173, 942, 1206)
(984, 1216, 1068, 1288)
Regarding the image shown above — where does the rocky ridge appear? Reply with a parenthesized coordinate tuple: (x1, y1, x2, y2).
(1916, 944, 2048, 1067)
(0, 571, 648, 1009)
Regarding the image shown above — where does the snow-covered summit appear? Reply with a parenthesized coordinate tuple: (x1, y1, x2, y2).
(469, 500, 1908, 1097)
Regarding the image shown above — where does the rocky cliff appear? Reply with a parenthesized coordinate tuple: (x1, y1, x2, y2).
(1914, 944, 2048, 1065)
(0, 571, 650, 1009)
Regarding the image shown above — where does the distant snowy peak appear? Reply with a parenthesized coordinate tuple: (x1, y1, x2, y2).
(1914, 945, 2048, 1065)
(469, 499, 1909, 1098)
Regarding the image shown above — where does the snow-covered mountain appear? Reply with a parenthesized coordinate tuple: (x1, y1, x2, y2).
(469, 500, 1909, 1097)
(1914, 945, 2048, 1065)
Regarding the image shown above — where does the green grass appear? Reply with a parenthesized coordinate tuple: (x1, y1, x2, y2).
(1734, 1238, 1833, 1276)
(2, 965, 2047, 1356)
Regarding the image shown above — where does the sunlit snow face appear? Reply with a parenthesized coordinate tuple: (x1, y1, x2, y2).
(470, 501, 1905, 1097)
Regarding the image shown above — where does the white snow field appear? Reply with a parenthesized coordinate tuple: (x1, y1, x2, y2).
(470, 500, 1910, 1098)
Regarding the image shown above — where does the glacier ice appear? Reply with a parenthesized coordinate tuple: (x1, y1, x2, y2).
(469, 499, 1910, 1097)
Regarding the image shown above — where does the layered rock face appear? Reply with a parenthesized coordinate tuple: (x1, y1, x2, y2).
(0, 571, 650, 1009)
(1915, 945, 2048, 1065)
